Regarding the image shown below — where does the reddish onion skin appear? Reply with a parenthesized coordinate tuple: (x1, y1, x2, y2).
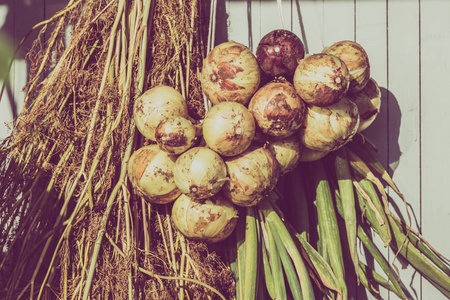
(322, 40, 370, 93)
(248, 78, 306, 138)
(256, 29, 305, 78)
(293, 53, 350, 107)
(201, 41, 261, 105)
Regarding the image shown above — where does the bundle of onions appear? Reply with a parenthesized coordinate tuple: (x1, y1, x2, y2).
(173, 147, 228, 200)
(171, 193, 239, 243)
(134, 85, 189, 141)
(222, 145, 279, 207)
(201, 41, 261, 105)
(249, 77, 306, 138)
(127, 144, 181, 204)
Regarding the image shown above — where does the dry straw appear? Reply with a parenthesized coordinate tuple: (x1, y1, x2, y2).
(0, 1, 233, 299)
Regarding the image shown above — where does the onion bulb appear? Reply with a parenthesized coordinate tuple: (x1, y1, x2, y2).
(134, 85, 189, 141)
(127, 144, 180, 204)
(173, 147, 227, 200)
(267, 135, 302, 176)
(256, 29, 305, 78)
(155, 116, 197, 154)
(201, 41, 261, 105)
(171, 193, 238, 243)
(346, 78, 381, 132)
(293, 53, 350, 107)
(299, 97, 360, 152)
(299, 146, 330, 162)
(222, 145, 279, 207)
(248, 78, 306, 138)
(322, 40, 370, 93)
(202, 102, 256, 156)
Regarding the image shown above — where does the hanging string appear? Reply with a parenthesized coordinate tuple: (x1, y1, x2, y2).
(203, 0, 217, 114)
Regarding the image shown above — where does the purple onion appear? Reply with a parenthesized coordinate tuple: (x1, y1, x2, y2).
(256, 29, 305, 78)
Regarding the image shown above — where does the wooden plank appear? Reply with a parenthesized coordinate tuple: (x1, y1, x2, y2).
(354, 1, 390, 299)
(322, 0, 354, 48)
(291, 0, 324, 55)
(420, 1, 450, 299)
(386, 1, 422, 299)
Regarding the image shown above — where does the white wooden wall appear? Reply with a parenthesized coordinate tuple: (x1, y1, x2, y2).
(1, 1, 449, 299)
(222, 0, 450, 299)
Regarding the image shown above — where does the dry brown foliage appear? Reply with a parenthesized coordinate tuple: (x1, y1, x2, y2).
(0, 1, 234, 299)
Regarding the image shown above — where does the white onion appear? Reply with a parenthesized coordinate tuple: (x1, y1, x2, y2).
(293, 53, 350, 107)
(202, 102, 256, 156)
(299, 97, 360, 152)
(134, 85, 189, 141)
(171, 193, 238, 243)
(267, 135, 302, 176)
(299, 146, 330, 162)
(248, 78, 306, 138)
(222, 145, 279, 207)
(201, 41, 261, 105)
(323, 40, 370, 93)
(155, 116, 197, 154)
(127, 144, 180, 204)
(346, 78, 381, 132)
(173, 147, 227, 200)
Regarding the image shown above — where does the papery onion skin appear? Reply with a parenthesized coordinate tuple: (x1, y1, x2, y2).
(202, 102, 256, 157)
(173, 147, 228, 200)
(171, 193, 238, 243)
(155, 116, 197, 155)
(299, 145, 330, 162)
(299, 97, 360, 152)
(249, 78, 306, 138)
(222, 145, 279, 207)
(127, 145, 180, 204)
(346, 77, 381, 132)
(322, 40, 370, 94)
(293, 53, 350, 107)
(256, 29, 305, 78)
(267, 135, 302, 176)
(134, 85, 189, 141)
(201, 41, 261, 105)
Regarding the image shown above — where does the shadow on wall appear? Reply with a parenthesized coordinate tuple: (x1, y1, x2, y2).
(0, 0, 66, 121)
